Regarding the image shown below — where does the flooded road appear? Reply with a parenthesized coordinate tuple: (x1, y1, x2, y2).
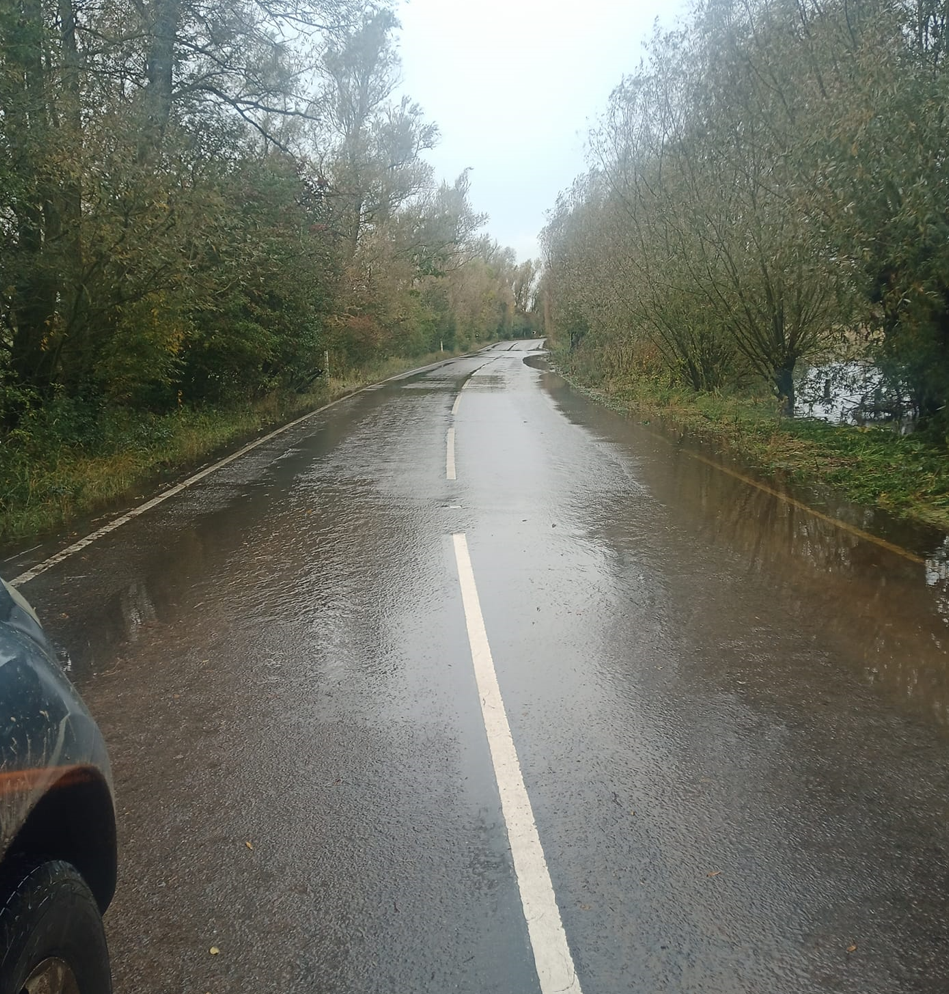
(8, 340, 949, 992)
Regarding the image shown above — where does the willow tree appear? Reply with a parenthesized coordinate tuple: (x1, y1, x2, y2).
(545, 0, 868, 412)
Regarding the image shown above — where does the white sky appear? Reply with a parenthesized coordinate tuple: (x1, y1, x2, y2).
(396, 0, 686, 262)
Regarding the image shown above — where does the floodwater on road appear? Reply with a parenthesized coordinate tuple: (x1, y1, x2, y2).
(7, 341, 949, 993)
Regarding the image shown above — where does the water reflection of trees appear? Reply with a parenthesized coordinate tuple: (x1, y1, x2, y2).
(118, 581, 158, 640)
(684, 456, 893, 576)
(926, 538, 949, 630)
(671, 451, 949, 729)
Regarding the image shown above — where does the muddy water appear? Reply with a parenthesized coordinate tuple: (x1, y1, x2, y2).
(462, 356, 949, 992)
(542, 367, 949, 734)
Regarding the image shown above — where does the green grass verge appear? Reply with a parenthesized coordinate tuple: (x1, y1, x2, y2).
(556, 358, 949, 533)
(1, 347, 482, 547)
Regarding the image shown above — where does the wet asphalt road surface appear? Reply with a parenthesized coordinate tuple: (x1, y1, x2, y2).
(8, 340, 949, 993)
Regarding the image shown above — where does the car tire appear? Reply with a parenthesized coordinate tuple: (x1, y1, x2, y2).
(0, 859, 112, 994)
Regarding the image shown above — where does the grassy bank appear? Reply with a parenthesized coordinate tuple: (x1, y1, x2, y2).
(1, 348, 480, 547)
(555, 355, 949, 534)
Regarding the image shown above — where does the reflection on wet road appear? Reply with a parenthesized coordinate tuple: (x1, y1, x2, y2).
(10, 339, 949, 992)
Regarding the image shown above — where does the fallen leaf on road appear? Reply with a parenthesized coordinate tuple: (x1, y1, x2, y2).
(245, 841, 254, 850)
(707, 870, 721, 878)
(847, 944, 857, 953)
(209, 947, 220, 956)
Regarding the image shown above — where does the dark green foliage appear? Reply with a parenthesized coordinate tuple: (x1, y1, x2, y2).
(0, 0, 526, 513)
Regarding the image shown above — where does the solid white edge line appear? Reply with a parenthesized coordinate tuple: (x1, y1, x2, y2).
(451, 392, 462, 416)
(10, 348, 504, 589)
(446, 428, 456, 481)
(452, 533, 583, 994)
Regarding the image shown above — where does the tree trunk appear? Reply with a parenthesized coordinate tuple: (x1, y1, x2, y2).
(6, 0, 59, 391)
(142, 0, 180, 151)
(57, 0, 86, 373)
(775, 364, 795, 416)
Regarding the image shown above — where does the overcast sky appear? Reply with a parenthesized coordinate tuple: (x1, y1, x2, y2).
(396, 0, 686, 262)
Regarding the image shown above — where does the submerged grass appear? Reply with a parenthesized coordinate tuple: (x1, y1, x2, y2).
(1, 347, 479, 547)
(556, 354, 949, 533)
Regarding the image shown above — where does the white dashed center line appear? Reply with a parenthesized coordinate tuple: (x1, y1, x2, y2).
(446, 428, 456, 481)
(452, 533, 583, 994)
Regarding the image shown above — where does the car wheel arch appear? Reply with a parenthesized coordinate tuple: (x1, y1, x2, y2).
(5, 767, 117, 914)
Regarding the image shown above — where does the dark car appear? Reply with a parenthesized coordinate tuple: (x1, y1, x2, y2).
(0, 577, 116, 993)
